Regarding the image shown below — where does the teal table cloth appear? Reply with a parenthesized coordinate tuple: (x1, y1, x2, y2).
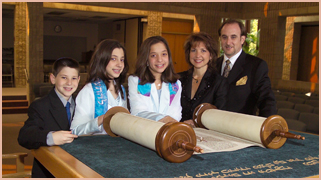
(60, 131, 319, 178)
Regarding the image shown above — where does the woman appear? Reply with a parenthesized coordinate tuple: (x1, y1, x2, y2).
(128, 36, 182, 122)
(71, 39, 129, 135)
(179, 32, 228, 125)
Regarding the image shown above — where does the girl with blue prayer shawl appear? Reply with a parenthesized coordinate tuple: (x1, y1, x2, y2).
(71, 39, 129, 136)
(128, 36, 182, 122)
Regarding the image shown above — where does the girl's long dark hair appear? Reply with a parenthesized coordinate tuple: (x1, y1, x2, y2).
(86, 39, 129, 99)
(134, 36, 179, 84)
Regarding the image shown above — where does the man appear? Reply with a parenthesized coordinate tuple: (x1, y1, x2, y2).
(217, 19, 276, 117)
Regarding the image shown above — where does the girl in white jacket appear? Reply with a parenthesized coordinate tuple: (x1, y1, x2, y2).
(128, 36, 182, 122)
(71, 39, 129, 135)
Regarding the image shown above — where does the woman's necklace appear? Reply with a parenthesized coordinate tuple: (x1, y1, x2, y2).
(192, 76, 199, 83)
(155, 80, 162, 88)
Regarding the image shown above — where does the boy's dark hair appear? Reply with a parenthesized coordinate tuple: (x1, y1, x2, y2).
(86, 39, 129, 99)
(134, 36, 179, 84)
(184, 32, 218, 72)
(52, 57, 80, 77)
(218, 19, 247, 37)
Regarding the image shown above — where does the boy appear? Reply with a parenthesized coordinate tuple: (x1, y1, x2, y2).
(18, 57, 80, 178)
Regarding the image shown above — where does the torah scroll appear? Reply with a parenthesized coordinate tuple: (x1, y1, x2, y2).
(103, 106, 202, 163)
(193, 103, 304, 150)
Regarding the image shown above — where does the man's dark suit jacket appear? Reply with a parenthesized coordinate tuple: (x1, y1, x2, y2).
(179, 68, 228, 121)
(216, 51, 277, 117)
(18, 88, 72, 178)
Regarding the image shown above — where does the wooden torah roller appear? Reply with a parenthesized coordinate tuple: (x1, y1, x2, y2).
(193, 103, 305, 149)
(103, 106, 203, 163)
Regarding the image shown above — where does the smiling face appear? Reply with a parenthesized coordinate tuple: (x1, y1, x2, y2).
(105, 48, 125, 79)
(50, 67, 80, 101)
(220, 23, 246, 58)
(148, 42, 169, 77)
(189, 41, 211, 70)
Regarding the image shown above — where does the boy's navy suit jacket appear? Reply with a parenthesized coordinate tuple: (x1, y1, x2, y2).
(18, 87, 73, 177)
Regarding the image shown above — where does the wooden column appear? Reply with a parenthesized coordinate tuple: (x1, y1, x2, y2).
(26, 2, 44, 102)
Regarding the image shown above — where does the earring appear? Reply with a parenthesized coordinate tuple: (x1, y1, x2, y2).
(147, 62, 149, 66)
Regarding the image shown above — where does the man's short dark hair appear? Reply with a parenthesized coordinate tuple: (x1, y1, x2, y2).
(52, 57, 80, 77)
(218, 19, 247, 37)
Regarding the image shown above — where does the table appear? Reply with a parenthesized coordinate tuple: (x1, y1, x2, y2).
(32, 131, 319, 178)
(32, 145, 102, 178)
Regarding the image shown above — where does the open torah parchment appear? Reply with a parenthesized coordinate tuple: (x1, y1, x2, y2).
(194, 127, 265, 154)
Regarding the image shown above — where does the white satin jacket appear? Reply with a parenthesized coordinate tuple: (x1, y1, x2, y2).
(128, 75, 182, 121)
(71, 83, 127, 135)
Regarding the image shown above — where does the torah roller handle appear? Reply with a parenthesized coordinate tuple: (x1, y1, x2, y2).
(193, 103, 305, 149)
(103, 106, 203, 163)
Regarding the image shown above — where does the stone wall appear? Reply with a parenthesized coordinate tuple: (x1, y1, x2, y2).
(6, 2, 319, 95)
(84, 2, 318, 90)
(241, 2, 318, 90)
